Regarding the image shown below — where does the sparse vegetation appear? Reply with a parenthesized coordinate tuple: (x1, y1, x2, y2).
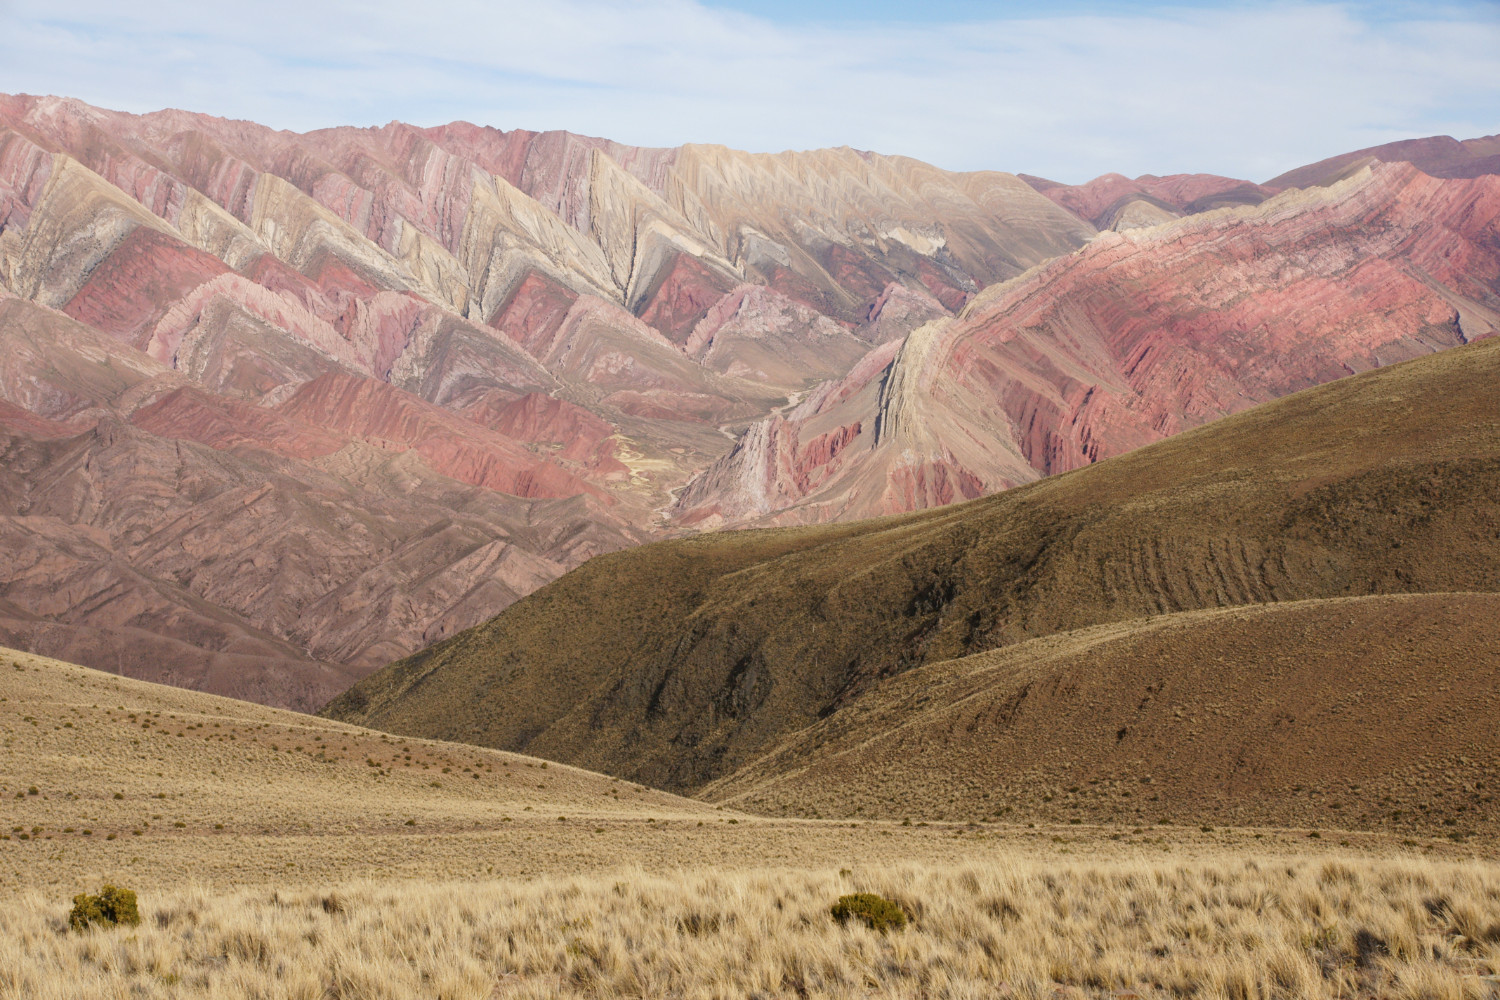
(6, 641, 1499, 1000)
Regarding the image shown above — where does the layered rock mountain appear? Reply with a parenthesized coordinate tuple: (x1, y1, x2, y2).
(1019, 171, 1277, 231)
(1265, 132, 1500, 189)
(0, 94, 1093, 707)
(674, 161, 1500, 528)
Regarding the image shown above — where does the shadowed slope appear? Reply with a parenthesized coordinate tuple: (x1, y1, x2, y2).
(325, 336, 1500, 794)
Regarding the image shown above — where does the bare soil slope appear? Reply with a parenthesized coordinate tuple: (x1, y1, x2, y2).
(325, 338, 1500, 804)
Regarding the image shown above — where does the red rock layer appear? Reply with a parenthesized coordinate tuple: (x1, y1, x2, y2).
(62, 227, 229, 349)
(469, 391, 623, 471)
(675, 163, 1500, 526)
(489, 270, 579, 355)
(635, 252, 738, 346)
(275, 372, 603, 501)
(129, 386, 348, 461)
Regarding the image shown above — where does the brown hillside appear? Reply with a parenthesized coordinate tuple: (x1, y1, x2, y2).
(704, 593, 1500, 838)
(10, 643, 1383, 900)
(325, 337, 1500, 795)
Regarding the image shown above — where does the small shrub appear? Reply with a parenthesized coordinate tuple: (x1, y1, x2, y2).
(69, 885, 140, 931)
(830, 893, 907, 933)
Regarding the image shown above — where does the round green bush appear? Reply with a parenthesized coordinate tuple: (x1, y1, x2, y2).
(68, 885, 140, 931)
(830, 892, 907, 932)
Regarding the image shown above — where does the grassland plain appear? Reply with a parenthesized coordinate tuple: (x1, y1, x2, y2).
(7, 645, 1500, 998)
(325, 336, 1500, 804)
(0, 645, 1029, 889)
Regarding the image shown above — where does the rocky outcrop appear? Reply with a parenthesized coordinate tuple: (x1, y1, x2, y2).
(683, 284, 873, 388)
(324, 336, 1500, 796)
(274, 371, 603, 500)
(0, 302, 650, 708)
(10, 95, 1087, 705)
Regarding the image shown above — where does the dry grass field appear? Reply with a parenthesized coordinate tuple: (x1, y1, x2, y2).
(11, 643, 1473, 886)
(1, 644, 1066, 890)
(7, 858, 1500, 999)
(5, 646, 1500, 998)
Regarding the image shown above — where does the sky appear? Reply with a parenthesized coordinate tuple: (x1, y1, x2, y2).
(0, 1, 1496, 183)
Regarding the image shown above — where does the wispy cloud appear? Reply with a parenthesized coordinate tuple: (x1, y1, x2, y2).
(1, 1, 1496, 182)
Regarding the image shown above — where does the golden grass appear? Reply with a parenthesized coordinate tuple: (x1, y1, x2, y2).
(6, 857, 1500, 999)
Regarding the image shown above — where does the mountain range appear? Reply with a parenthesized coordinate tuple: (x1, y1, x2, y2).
(0, 92, 1496, 712)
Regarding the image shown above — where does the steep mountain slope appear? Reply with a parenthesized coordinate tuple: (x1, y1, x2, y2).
(325, 336, 1500, 798)
(0, 95, 1092, 347)
(0, 296, 648, 710)
(705, 593, 1500, 836)
(674, 162, 1500, 527)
